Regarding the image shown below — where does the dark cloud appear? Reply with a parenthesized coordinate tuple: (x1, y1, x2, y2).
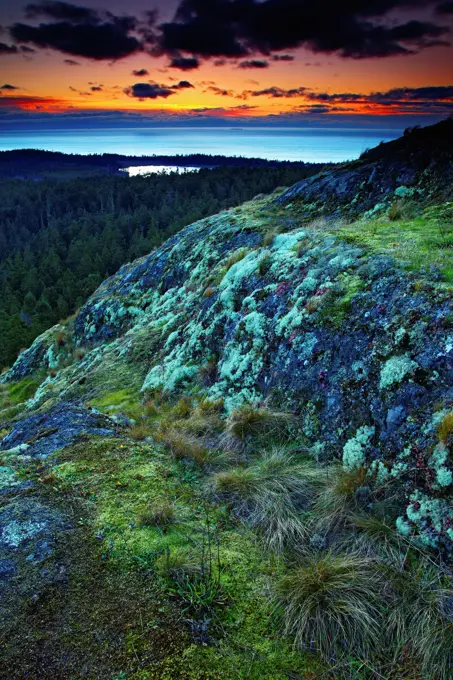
(272, 54, 294, 61)
(238, 59, 269, 68)
(0, 42, 18, 54)
(90, 85, 102, 91)
(20, 45, 35, 53)
(64, 58, 79, 64)
(369, 85, 453, 101)
(236, 85, 453, 111)
(169, 55, 200, 70)
(305, 86, 453, 103)
(25, 1, 98, 22)
(172, 80, 194, 88)
(205, 85, 236, 96)
(125, 83, 174, 99)
(159, 2, 247, 58)
(132, 68, 149, 76)
(436, 1, 453, 13)
(245, 85, 307, 98)
(10, 2, 141, 60)
(6, 0, 452, 65)
(1, 84, 19, 90)
(158, 0, 450, 60)
(0, 94, 62, 109)
(124, 80, 195, 99)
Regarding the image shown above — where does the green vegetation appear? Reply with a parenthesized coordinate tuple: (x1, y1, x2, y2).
(0, 376, 41, 415)
(0, 164, 316, 367)
(337, 204, 453, 283)
(276, 552, 382, 660)
(2, 124, 453, 678)
(4, 390, 452, 679)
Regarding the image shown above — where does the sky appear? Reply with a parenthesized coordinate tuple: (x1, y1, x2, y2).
(0, 0, 452, 128)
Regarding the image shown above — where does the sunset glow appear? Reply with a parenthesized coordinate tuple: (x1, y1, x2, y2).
(0, 0, 452, 128)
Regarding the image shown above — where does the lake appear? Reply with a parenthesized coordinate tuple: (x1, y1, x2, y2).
(0, 126, 402, 163)
(123, 165, 201, 176)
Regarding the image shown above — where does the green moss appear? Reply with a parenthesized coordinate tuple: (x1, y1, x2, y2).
(0, 377, 41, 409)
(318, 274, 364, 327)
(337, 210, 453, 284)
(88, 388, 143, 417)
(28, 435, 321, 680)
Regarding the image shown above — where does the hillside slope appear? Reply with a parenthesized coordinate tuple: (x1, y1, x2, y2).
(1, 120, 453, 679)
(277, 117, 453, 218)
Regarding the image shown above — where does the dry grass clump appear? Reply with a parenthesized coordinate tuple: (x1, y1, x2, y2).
(158, 427, 212, 466)
(170, 396, 193, 419)
(195, 397, 224, 415)
(276, 552, 383, 660)
(211, 449, 318, 551)
(173, 407, 223, 438)
(144, 399, 160, 417)
(156, 396, 223, 438)
(127, 422, 153, 441)
(226, 405, 295, 442)
(438, 411, 453, 445)
(139, 502, 176, 529)
(223, 248, 248, 273)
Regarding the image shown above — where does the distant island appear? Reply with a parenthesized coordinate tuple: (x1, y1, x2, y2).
(0, 148, 320, 181)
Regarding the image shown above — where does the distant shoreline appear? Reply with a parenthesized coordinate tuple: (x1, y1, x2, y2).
(0, 148, 320, 180)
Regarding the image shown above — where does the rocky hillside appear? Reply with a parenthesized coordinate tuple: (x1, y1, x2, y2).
(1, 120, 453, 679)
(277, 117, 453, 219)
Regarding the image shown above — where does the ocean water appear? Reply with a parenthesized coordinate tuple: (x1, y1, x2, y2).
(0, 126, 401, 163)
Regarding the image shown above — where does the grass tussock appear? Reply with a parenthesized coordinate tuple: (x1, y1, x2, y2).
(75, 387, 453, 678)
(312, 465, 398, 536)
(349, 513, 405, 564)
(127, 422, 153, 440)
(157, 427, 213, 465)
(211, 449, 318, 551)
(223, 248, 248, 273)
(139, 502, 176, 529)
(226, 405, 295, 442)
(276, 552, 383, 660)
(154, 546, 202, 580)
(385, 562, 453, 679)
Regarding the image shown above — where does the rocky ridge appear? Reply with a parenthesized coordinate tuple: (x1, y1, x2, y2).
(1, 119, 453, 678)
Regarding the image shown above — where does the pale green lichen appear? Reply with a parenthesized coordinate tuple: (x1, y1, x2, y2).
(394, 185, 423, 199)
(342, 425, 375, 470)
(431, 443, 453, 488)
(0, 466, 21, 490)
(2, 519, 48, 548)
(396, 515, 413, 537)
(403, 491, 453, 547)
(379, 355, 418, 391)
